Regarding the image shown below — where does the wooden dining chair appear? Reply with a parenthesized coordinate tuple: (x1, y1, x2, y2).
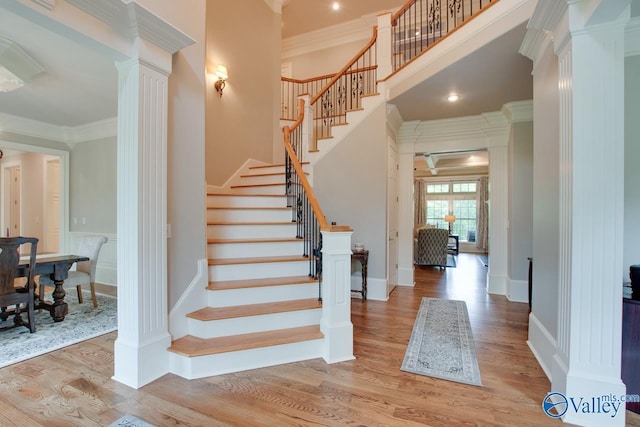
(39, 235, 107, 308)
(0, 237, 39, 333)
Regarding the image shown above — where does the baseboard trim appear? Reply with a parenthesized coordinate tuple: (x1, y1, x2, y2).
(169, 258, 209, 339)
(507, 278, 528, 303)
(527, 312, 556, 381)
(350, 275, 388, 301)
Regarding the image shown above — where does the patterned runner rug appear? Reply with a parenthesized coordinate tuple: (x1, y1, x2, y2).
(0, 290, 117, 368)
(401, 297, 482, 386)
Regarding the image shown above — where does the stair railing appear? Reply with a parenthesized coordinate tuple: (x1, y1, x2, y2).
(391, 0, 497, 71)
(283, 98, 327, 299)
(309, 27, 379, 150)
(281, 74, 336, 121)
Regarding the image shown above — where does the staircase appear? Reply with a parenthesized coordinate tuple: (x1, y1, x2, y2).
(168, 163, 327, 379)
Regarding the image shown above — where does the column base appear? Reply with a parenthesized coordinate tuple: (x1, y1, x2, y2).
(321, 319, 355, 364)
(112, 333, 172, 389)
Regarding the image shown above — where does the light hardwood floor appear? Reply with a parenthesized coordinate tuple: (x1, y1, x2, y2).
(1, 254, 637, 426)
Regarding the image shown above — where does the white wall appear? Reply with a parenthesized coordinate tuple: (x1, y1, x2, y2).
(624, 54, 640, 280)
(70, 137, 116, 233)
(314, 103, 388, 297)
(508, 121, 533, 281)
(529, 41, 560, 368)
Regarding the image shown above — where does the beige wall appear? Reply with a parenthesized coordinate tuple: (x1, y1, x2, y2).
(70, 138, 116, 233)
(283, 38, 370, 80)
(135, 0, 208, 308)
(205, 0, 282, 186)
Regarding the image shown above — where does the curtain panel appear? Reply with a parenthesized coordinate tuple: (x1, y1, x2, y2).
(476, 176, 489, 251)
(414, 179, 426, 227)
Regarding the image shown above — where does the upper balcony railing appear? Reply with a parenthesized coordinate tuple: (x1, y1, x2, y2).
(392, 0, 496, 71)
(281, 0, 498, 149)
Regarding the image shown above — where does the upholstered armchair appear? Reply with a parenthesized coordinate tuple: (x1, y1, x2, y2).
(414, 228, 449, 268)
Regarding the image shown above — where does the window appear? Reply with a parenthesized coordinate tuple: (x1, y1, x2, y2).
(424, 180, 479, 241)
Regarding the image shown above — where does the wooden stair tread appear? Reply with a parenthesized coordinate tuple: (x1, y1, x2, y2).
(208, 276, 318, 291)
(168, 325, 324, 357)
(207, 206, 290, 211)
(249, 162, 309, 170)
(207, 221, 293, 226)
(230, 183, 285, 189)
(208, 255, 312, 266)
(208, 237, 302, 244)
(240, 172, 307, 178)
(207, 192, 286, 197)
(188, 299, 321, 321)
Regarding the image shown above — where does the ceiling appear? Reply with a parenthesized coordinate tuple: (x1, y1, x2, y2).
(1, 0, 529, 181)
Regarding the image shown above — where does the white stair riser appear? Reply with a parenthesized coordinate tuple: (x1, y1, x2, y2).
(238, 174, 287, 185)
(229, 184, 286, 195)
(207, 283, 319, 307)
(207, 208, 292, 223)
(169, 338, 324, 380)
(209, 260, 311, 281)
(208, 240, 304, 259)
(207, 195, 286, 208)
(207, 223, 297, 239)
(187, 309, 321, 339)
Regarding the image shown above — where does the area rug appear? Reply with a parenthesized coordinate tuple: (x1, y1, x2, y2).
(401, 297, 482, 386)
(108, 414, 156, 427)
(0, 290, 117, 368)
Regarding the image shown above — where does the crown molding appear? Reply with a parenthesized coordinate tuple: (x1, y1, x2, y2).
(263, 0, 286, 14)
(64, 0, 195, 54)
(627, 16, 640, 56)
(502, 100, 533, 123)
(30, 0, 55, 10)
(281, 13, 378, 58)
(527, 0, 568, 32)
(0, 113, 117, 146)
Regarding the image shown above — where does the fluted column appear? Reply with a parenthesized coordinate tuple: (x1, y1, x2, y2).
(550, 3, 628, 425)
(113, 46, 171, 389)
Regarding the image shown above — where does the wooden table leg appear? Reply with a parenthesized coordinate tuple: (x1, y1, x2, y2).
(50, 279, 68, 322)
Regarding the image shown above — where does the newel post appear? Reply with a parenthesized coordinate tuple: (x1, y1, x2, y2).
(376, 12, 393, 80)
(298, 94, 313, 154)
(320, 227, 355, 363)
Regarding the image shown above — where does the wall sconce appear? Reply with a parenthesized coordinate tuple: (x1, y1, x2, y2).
(214, 64, 228, 97)
(444, 214, 456, 234)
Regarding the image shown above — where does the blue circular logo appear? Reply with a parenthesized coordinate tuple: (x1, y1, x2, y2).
(543, 392, 568, 418)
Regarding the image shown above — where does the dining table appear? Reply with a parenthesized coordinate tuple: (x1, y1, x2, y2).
(16, 254, 89, 322)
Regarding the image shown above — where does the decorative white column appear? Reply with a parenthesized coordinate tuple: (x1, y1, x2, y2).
(550, 2, 629, 425)
(486, 129, 509, 295)
(113, 41, 172, 389)
(320, 228, 355, 363)
(376, 12, 393, 80)
(397, 150, 415, 286)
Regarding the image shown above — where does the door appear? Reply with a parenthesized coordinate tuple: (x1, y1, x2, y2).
(44, 156, 60, 253)
(2, 165, 22, 237)
(387, 139, 399, 294)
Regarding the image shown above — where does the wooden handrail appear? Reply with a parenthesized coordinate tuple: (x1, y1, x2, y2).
(392, 0, 419, 22)
(310, 26, 378, 106)
(282, 99, 328, 230)
(282, 66, 379, 86)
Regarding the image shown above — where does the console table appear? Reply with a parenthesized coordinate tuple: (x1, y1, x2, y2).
(447, 234, 459, 255)
(351, 250, 368, 301)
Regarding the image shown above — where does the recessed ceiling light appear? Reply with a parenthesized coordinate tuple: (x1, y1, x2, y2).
(332, 2, 340, 11)
(447, 94, 460, 102)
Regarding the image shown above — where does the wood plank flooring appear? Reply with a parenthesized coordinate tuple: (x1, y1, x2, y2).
(1, 254, 638, 425)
